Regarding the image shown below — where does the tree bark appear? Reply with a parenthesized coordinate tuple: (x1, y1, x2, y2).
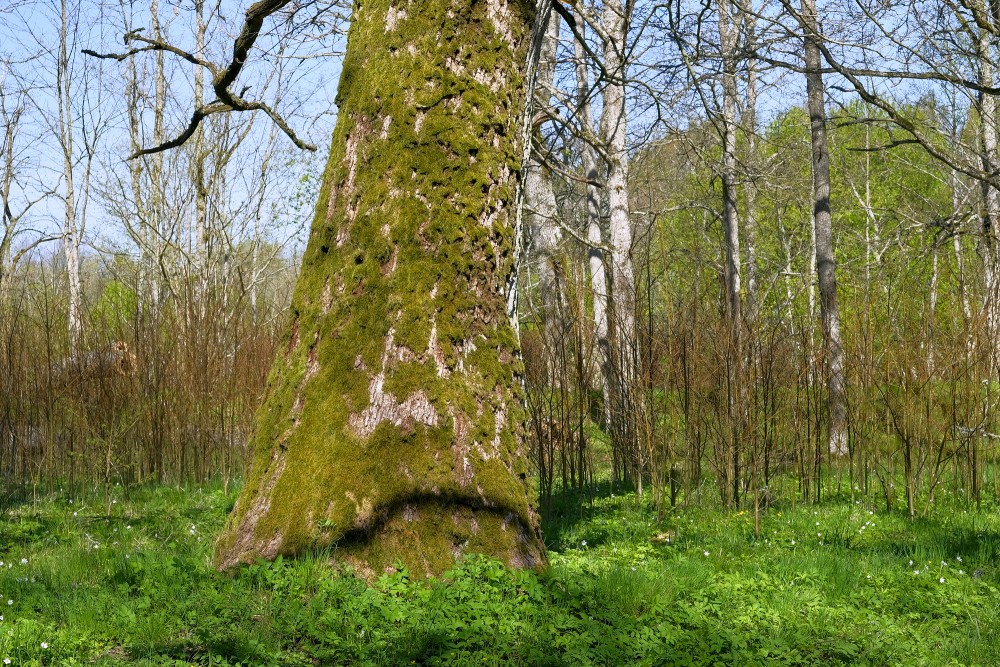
(601, 0, 644, 489)
(717, 0, 744, 508)
(574, 4, 612, 434)
(215, 0, 547, 578)
(717, 0, 742, 331)
(977, 26, 1000, 378)
(57, 0, 83, 350)
(525, 11, 562, 319)
(801, 0, 848, 457)
(743, 13, 761, 321)
(0, 90, 21, 300)
(192, 0, 210, 315)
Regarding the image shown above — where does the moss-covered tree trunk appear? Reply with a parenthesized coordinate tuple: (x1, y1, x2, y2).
(214, 0, 547, 578)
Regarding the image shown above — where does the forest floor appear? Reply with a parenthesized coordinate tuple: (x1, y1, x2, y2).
(0, 481, 997, 666)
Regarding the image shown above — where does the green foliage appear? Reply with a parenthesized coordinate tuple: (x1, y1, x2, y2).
(91, 281, 138, 331)
(0, 481, 997, 665)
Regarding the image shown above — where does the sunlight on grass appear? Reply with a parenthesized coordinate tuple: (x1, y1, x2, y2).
(0, 481, 996, 665)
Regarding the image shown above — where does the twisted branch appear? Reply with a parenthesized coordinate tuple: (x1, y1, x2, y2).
(84, 0, 316, 158)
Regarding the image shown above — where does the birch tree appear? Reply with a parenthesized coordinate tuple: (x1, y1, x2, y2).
(56, 0, 84, 348)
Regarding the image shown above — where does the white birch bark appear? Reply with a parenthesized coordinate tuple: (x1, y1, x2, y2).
(601, 0, 644, 489)
(57, 0, 83, 350)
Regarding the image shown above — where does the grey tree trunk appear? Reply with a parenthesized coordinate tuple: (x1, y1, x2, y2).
(215, 0, 547, 577)
(978, 27, 1000, 377)
(717, 0, 745, 507)
(192, 0, 209, 313)
(574, 6, 612, 431)
(801, 0, 848, 457)
(525, 11, 562, 318)
(122, 0, 166, 313)
(0, 89, 21, 300)
(717, 0, 742, 331)
(743, 15, 761, 321)
(600, 0, 645, 491)
(951, 170, 974, 355)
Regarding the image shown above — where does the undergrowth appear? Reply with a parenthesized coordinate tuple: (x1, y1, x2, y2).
(0, 481, 997, 665)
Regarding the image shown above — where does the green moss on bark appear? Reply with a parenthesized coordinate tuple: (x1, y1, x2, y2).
(214, 0, 546, 578)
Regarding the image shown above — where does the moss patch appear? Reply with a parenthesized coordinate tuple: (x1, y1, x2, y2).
(214, 0, 545, 576)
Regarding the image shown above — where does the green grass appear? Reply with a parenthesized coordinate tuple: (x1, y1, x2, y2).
(0, 481, 997, 665)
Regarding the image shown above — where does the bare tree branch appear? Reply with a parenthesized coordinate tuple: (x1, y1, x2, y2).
(84, 0, 317, 158)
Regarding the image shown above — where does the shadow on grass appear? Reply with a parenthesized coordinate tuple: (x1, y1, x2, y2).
(0, 483, 64, 556)
(540, 479, 659, 552)
(822, 513, 1000, 580)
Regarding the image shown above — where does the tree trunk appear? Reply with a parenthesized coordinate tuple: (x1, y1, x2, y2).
(951, 170, 974, 356)
(601, 0, 644, 490)
(978, 27, 1000, 378)
(718, 0, 744, 506)
(718, 0, 742, 332)
(57, 0, 83, 350)
(801, 0, 848, 457)
(743, 16, 760, 321)
(192, 0, 209, 314)
(574, 5, 612, 437)
(525, 11, 562, 319)
(215, 0, 547, 578)
(0, 92, 20, 300)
